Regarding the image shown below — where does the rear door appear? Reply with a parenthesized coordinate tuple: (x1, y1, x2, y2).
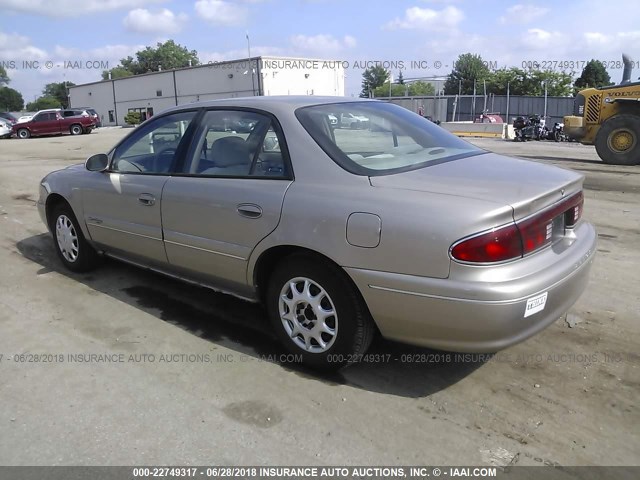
(160, 109, 292, 292)
(52, 112, 66, 134)
(81, 110, 198, 266)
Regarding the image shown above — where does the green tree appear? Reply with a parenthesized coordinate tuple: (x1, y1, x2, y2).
(486, 67, 528, 95)
(408, 80, 435, 96)
(102, 40, 199, 80)
(102, 65, 134, 80)
(485, 67, 574, 96)
(124, 111, 141, 125)
(360, 65, 389, 97)
(42, 81, 75, 108)
(525, 69, 574, 96)
(26, 96, 61, 111)
(397, 70, 404, 85)
(0, 66, 9, 86)
(574, 60, 612, 92)
(373, 82, 406, 97)
(373, 80, 436, 97)
(443, 53, 492, 95)
(0, 87, 24, 111)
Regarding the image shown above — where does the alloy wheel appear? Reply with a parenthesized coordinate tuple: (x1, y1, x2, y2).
(278, 277, 338, 353)
(55, 215, 79, 262)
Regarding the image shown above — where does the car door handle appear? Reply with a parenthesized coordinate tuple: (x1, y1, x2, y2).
(237, 203, 262, 219)
(138, 193, 156, 206)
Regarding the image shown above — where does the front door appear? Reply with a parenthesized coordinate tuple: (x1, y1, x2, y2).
(30, 112, 58, 135)
(82, 110, 198, 266)
(161, 109, 292, 293)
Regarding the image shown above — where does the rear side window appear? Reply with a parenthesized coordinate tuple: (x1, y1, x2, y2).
(182, 110, 289, 178)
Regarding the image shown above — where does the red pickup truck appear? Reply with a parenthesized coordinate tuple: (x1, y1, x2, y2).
(13, 110, 95, 139)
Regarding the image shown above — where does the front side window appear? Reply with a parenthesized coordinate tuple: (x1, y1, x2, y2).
(182, 110, 288, 178)
(111, 110, 196, 174)
(296, 102, 483, 176)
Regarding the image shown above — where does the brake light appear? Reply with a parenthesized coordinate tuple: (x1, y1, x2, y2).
(518, 214, 554, 255)
(451, 224, 522, 263)
(451, 191, 584, 263)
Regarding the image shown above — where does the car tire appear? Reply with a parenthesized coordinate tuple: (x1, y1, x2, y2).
(266, 254, 375, 370)
(70, 124, 82, 136)
(595, 115, 640, 166)
(50, 203, 100, 272)
(17, 128, 30, 139)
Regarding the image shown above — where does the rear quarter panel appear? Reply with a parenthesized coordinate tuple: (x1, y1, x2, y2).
(249, 180, 514, 281)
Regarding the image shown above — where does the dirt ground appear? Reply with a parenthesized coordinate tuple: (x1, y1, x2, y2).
(0, 129, 637, 466)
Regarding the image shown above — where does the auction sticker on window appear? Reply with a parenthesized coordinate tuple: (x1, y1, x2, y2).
(524, 292, 548, 318)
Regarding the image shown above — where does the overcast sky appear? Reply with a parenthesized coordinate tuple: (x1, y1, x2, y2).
(0, 0, 638, 103)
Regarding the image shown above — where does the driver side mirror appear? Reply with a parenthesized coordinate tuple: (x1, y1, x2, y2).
(85, 153, 109, 172)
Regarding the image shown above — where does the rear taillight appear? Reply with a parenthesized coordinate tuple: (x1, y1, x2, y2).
(451, 191, 584, 264)
(450, 224, 522, 263)
(518, 214, 554, 254)
(564, 192, 583, 227)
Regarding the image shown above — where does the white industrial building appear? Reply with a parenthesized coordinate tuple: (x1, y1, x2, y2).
(69, 56, 345, 126)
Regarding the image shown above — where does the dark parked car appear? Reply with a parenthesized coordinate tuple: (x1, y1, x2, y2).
(13, 110, 95, 138)
(0, 112, 18, 125)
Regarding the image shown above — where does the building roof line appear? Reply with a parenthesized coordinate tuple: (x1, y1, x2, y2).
(68, 55, 346, 90)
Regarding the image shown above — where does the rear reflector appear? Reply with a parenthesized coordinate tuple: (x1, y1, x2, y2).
(451, 191, 584, 263)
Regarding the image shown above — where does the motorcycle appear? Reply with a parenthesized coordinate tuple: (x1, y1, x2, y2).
(548, 122, 567, 142)
(513, 114, 545, 141)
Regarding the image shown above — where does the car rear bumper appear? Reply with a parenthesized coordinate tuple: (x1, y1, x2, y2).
(346, 221, 597, 352)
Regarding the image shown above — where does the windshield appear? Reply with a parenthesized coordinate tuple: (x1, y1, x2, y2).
(295, 101, 484, 176)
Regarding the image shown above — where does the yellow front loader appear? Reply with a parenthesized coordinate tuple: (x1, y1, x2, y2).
(564, 54, 640, 165)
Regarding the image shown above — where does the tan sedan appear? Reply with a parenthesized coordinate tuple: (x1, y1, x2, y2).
(37, 97, 596, 369)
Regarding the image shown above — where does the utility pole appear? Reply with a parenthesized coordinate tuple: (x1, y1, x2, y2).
(543, 80, 548, 119)
(457, 79, 462, 121)
(246, 31, 256, 96)
(483, 79, 487, 112)
(472, 80, 477, 121)
(506, 82, 510, 124)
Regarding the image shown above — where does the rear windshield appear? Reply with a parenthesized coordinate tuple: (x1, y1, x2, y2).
(295, 101, 483, 176)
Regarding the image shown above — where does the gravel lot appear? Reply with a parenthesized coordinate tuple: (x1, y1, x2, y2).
(0, 128, 638, 466)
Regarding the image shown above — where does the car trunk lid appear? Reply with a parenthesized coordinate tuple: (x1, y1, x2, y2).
(369, 152, 584, 220)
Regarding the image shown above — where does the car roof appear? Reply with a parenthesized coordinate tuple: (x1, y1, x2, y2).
(160, 96, 378, 116)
